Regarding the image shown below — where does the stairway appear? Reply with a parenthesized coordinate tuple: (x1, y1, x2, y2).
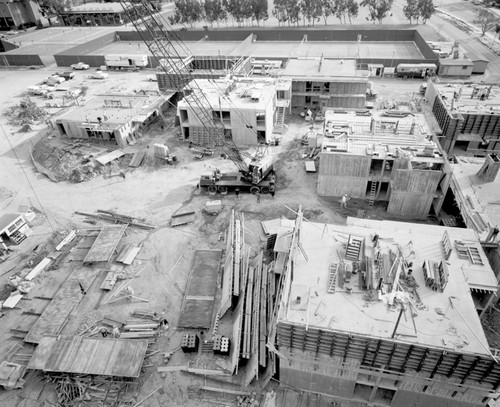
(273, 106, 285, 134)
(345, 235, 363, 261)
(369, 181, 377, 206)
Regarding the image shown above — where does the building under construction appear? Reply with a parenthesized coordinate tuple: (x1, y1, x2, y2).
(177, 77, 291, 146)
(280, 58, 368, 114)
(317, 110, 451, 216)
(426, 82, 500, 156)
(271, 210, 500, 406)
(55, 94, 173, 147)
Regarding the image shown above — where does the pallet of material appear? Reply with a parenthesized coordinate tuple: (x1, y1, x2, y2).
(171, 210, 196, 227)
(116, 244, 141, 265)
(132, 310, 161, 321)
(129, 150, 145, 168)
(101, 269, 119, 290)
(75, 210, 154, 230)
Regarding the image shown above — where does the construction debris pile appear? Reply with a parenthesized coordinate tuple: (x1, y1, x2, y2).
(31, 138, 129, 183)
(4, 96, 48, 126)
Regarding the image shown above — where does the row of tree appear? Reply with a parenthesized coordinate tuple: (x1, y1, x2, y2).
(169, 0, 269, 27)
(170, 0, 439, 28)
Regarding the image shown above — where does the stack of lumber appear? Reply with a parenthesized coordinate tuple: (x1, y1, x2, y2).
(74, 210, 154, 230)
(120, 321, 159, 339)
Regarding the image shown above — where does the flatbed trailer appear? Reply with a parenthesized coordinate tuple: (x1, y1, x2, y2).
(199, 172, 275, 194)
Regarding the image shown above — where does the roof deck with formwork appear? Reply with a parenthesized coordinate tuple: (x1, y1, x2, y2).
(181, 77, 279, 111)
(282, 58, 358, 78)
(281, 217, 496, 356)
(321, 110, 442, 161)
(431, 83, 500, 116)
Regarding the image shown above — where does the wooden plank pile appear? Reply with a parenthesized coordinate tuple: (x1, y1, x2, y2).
(74, 210, 154, 230)
(47, 374, 135, 407)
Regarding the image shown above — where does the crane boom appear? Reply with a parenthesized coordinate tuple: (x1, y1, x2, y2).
(120, 3, 269, 181)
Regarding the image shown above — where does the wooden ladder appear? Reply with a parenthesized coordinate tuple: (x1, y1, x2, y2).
(327, 263, 339, 293)
(273, 106, 285, 134)
(369, 181, 377, 206)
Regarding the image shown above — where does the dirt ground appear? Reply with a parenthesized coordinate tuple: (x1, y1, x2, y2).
(0, 63, 494, 407)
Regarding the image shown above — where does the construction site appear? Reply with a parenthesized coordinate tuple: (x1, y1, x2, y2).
(1, 2, 500, 407)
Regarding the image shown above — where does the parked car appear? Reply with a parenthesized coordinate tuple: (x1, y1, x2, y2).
(90, 72, 108, 80)
(44, 75, 65, 86)
(71, 62, 90, 70)
(55, 71, 75, 80)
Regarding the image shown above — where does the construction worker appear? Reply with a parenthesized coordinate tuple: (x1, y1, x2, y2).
(235, 188, 240, 198)
(256, 192, 261, 203)
(341, 194, 348, 208)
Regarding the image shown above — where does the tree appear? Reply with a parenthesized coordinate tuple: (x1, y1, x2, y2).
(345, 0, 359, 23)
(272, 0, 301, 26)
(333, 0, 347, 23)
(418, 0, 435, 24)
(252, 0, 269, 26)
(360, 0, 393, 23)
(35, 0, 69, 16)
(301, 0, 323, 26)
(204, 0, 227, 26)
(320, 0, 334, 25)
(473, 8, 498, 36)
(169, 0, 204, 27)
(403, 0, 419, 24)
(224, 0, 253, 25)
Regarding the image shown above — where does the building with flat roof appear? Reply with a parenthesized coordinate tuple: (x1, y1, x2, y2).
(426, 82, 500, 156)
(177, 77, 291, 146)
(272, 211, 500, 406)
(317, 109, 451, 216)
(55, 94, 173, 147)
(281, 58, 368, 113)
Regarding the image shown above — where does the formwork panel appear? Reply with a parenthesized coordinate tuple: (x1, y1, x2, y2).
(319, 154, 371, 177)
(317, 175, 367, 198)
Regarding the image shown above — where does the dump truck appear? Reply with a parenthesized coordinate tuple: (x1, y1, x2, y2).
(104, 54, 149, 70)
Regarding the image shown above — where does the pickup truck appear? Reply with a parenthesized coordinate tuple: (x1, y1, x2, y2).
(55, 72, 75, 80)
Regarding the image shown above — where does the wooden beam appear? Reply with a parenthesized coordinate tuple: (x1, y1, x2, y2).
(447, 354, 463, 378)
(430, 351, 445, 378)
(417, 349, 429, 372)
(460, 357, 480, 385)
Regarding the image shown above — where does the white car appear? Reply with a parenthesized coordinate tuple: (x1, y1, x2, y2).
(90, 72, 108, 79)
(44, 75, 66, 86)
(71, 62, 90, 70)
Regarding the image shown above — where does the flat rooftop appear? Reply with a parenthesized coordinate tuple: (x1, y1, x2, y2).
(283, 217, 497, 356)
(450, 157, 500, 241)
(66, 2, 128, 12)
(433, 83, 500, 115)
(4, 27, 112, 56)
(180, 78, 283, 110)
(321, 110, 442, 161)
(92, 40, 425, 60)
(282, 58, 358, 78)
(57, 94, 171, 126)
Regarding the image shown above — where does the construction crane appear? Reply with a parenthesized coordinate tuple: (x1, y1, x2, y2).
(119, 3, 276, 193)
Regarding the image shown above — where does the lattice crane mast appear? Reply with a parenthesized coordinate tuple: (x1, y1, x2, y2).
(120, 2, 272, 186)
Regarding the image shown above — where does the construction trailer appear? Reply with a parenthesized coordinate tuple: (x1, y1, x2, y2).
(104, 54, 148, 70)
(280, 58, 368, 114)
(317, 110, 451, 217)
(426, 82, 500, 156)
(270, 211, 500, 406)
(55, 94, 174, 147)
(0, 213, 30, 245)
(177, 77, 291, 146)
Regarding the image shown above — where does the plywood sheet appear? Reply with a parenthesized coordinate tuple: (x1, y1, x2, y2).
(28, 336, 148, 378)
(178, 250, 221, 329)
(24, 271, 99, 344)
(83, 225, 127, 263)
